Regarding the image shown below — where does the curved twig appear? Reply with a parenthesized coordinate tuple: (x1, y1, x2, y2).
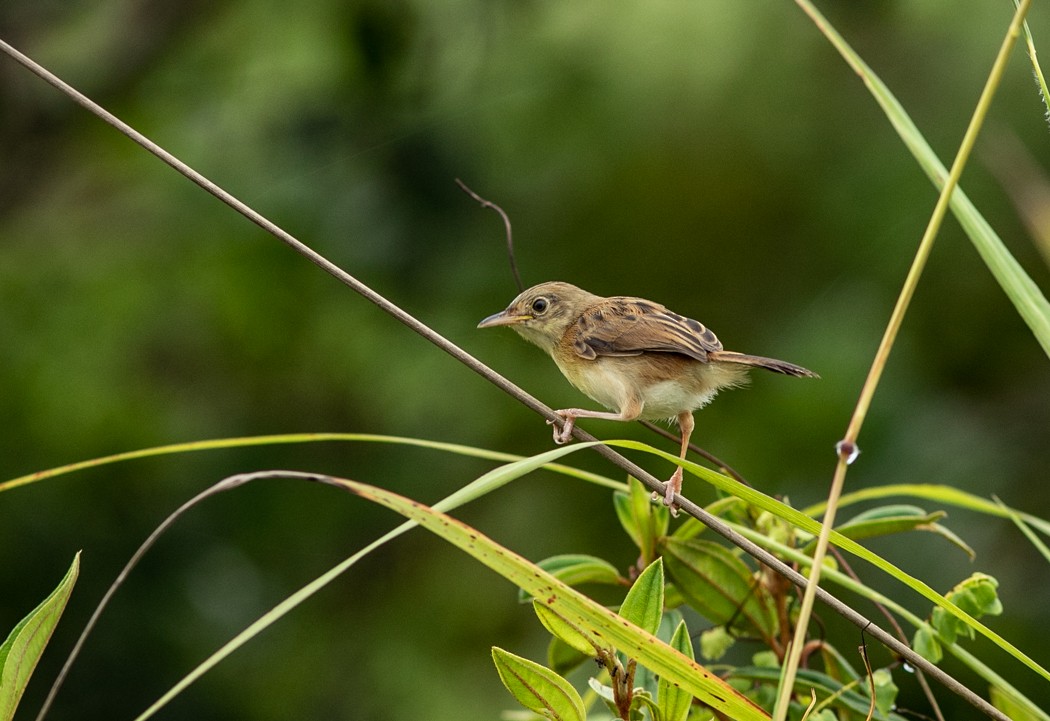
(34, 475, 256, 721)
(455, 178, 524, 292)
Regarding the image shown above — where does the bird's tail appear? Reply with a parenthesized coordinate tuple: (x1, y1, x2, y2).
(708, 351, 819, 378)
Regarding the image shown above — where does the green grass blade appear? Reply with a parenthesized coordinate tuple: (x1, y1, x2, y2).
(0, 433, 626, 494)
(1016, 0, 1050, 121)
(329, 476, 768, 720)
(803, 484, 1050, 538)
(132, 443, 609, 721)
(995, 496, 1050, 565)
(795, 0, 1050, 357)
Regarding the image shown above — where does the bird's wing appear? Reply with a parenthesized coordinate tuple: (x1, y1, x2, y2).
(571, 297, 723, 361)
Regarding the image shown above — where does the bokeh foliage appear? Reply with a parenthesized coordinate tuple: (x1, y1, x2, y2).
(2, 1, 1049, 719)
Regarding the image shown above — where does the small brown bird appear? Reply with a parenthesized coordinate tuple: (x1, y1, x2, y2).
(478, 281, 817, 512)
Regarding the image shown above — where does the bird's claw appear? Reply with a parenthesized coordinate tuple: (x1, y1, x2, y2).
(547, 412, 575, 444)
(651, 467, 683, 517)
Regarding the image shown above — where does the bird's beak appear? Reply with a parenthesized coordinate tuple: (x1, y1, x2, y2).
(477, 310, 527, 328)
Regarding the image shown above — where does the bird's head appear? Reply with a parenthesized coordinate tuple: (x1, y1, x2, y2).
(478, 281, 599, 354)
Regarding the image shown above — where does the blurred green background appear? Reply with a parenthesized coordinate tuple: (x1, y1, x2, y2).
(2, 1, 1049, 719)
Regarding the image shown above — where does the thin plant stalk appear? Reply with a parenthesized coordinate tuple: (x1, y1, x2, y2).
(773, 2, 1033, 719)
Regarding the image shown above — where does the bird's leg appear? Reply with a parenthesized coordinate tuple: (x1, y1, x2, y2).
(651, 411, 694, 516)
(547, 400, 643, 445)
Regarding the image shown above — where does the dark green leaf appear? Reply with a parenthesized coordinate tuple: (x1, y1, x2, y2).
(661, 537, 776, 642)
(663, 581, 685, 610)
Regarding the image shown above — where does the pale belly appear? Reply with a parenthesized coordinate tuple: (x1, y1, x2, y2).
(554, 354, 749, 421)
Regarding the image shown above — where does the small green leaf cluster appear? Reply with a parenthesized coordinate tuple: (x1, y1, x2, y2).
(495, 557, 697, 721)
(492, 478, 1004, 720)
(913, 573, 1003, 664)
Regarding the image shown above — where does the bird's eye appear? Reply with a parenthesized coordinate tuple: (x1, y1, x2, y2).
(531, 297, 549, 314)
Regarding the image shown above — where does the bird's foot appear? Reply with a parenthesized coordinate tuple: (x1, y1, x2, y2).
(547, 411, 576, 444)
(651, 467, 683, 517)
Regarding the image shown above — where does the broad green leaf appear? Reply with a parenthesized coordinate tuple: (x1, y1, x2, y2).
(338, 477, 768, 720)
(661, 537, 776, 642)
(663, 581, 685, 611)
(534, 601, 604, 657)
(518, 555, 625, 603)
(492, 647, 585, 721)
(0, 553, 80, 721)
(619, 559, 665, 637)
(659, 621, 695, 721)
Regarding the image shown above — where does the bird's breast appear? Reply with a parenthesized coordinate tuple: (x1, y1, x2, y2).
(553, 353, 635, 413)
